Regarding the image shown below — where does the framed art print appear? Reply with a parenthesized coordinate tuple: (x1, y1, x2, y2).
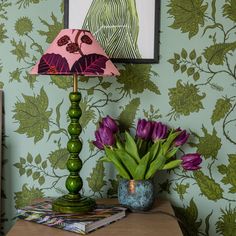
(64, 0, 160, 63)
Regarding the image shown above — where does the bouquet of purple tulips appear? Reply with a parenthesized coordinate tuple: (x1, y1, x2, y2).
(93, 116, 202, 180)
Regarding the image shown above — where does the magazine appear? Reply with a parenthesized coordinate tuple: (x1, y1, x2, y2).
(17, 199, 126, 234)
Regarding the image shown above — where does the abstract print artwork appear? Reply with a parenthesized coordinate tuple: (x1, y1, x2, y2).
(64, 0, 160, 63)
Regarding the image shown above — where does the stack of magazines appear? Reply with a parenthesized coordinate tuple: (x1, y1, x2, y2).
(17, 198, 127, 234)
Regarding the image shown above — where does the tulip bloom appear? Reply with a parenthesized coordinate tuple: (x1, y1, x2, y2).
(152, 122, 168, 142)
(136, 119, 153, 140)
(93, 125, 115, 150)
(174, 129, 189, 146)
(181, 153, 202, 170)
(101, 115, 118, 133)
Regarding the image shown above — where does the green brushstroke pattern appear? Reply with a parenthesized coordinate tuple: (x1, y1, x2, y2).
(83, 0, 141, 58)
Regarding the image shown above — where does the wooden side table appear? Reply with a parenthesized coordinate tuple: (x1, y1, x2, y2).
(7, 199, 183, 236)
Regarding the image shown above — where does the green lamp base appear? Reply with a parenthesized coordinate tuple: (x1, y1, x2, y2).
(52, 86, 96, 213)
(52, 194, 96, 213)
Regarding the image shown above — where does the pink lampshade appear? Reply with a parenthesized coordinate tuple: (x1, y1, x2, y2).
(30, 29, 120, 76)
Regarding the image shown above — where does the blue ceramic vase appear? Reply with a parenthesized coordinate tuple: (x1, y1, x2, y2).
(118, 179, 155, 211)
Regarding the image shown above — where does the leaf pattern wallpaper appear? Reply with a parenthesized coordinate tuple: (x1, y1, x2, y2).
(0, 0, 236, 235)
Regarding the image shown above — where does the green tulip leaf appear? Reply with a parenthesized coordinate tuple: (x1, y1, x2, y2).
(100, 156, 110, 162)
(166, 147, 179, 159)
(149, 141, 161, 162)
(162, 131, 180, 155)
(133, 142, 160, 180)
(105, 147, 130, 179)
(115, 149, 138, 178)
(145, 155, 166, 179)
(124, 131, 140, 163)
(116, 139, 124, 150)
(163, 160, 182, 170)
(133, 152, 150, 180)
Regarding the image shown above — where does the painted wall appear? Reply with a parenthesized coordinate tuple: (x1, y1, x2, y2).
(0, 0, 236, 235)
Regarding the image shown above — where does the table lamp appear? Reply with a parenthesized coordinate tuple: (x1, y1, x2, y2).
(30, 29, 120, 213)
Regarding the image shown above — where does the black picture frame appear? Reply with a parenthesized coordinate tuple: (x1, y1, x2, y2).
(64, 0, 160, 64)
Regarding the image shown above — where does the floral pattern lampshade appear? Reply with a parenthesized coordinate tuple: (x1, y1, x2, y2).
(31, 29, 120, 76)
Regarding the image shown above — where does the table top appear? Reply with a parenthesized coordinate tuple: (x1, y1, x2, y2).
(7, 198, 183, 236)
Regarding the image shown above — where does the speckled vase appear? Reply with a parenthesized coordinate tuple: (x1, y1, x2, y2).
(118, 179, 155, 211)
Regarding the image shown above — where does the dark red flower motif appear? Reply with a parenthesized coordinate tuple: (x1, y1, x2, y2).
(81, 35, 93, 45)
(57, 35, 70, 46)
(47, 65, 58, 74)
(66, 43, 79, 53)
(38, 53, 70, 74)
(71, 54, 109, 75)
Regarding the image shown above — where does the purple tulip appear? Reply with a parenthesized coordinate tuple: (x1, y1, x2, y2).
(101, 116, 118, 133)
(151, 122, 168, 142)
(136, 119, 153, 140)
(181, 153, 202, 170)
(93, 125, 115, 150)
(174, 128, 189, 146)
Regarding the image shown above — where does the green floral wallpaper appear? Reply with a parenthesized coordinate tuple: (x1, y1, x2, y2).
(0, 0, 236, 235)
